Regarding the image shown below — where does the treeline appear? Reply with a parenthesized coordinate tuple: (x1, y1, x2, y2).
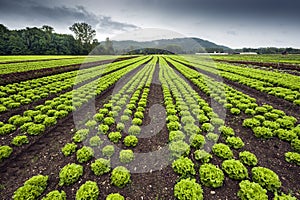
(0, 23, 115, 55)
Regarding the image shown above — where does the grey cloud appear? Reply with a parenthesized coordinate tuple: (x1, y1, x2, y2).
(226, 31, 237, 36)
(0, 0, 138, 33)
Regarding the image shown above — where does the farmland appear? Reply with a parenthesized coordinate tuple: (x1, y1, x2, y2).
(0, 54, 299, 200)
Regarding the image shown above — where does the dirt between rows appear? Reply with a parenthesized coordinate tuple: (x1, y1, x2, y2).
(0, 61, 299, 200)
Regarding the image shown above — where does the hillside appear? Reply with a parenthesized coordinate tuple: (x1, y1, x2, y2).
(111, 37, 231, 54)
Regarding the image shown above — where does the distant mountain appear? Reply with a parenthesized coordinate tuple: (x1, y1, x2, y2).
(110, 37, 231, 54)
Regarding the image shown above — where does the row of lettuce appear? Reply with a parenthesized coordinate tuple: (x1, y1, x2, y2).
(0, 56, 143, 113)
(0, 55, 121, 75)
(174, 55, 300, 105)
(159, 57, 297, 199)
(0, 56, 151, 163)
(10, 57, 157, 199)
(165, 56, 300, 167)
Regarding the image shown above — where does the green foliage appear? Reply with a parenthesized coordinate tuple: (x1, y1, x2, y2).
(184, 124, 201, 136)
(119, 149, 134, 163)
(85, 120, 97, 129)
(73, 129, 89, 143)
(116, 123, 125, 131)
(43, 117, 57, 127)
(89, 136, 102, 147)
(189, 134, 205, 149)
(253, 127, 274, 139)
(252, 167, 281, 191)
(230, 108, 241, 115)
(59, 163, 83, 186)
(181, 116, 195, 125)
(194, 150, 212, 163)
(222, 159, 248, 180)
(0, 124, 16, 135)
(106, 193, 125, 200)
(104, 117, 115, 126)
(13, 175, 48, 200)
(12, 116, 32, 127)
(206, 132, 219, 142)
(237, 180, 268, 200)
(134, 111, 144, 119)
(11, 135, 29, 146)
(169, 131, 185, 142)
(291, 139, 300, 153)
(108, 131, 122, 143)
(102, 145, 115, 158)
(239, 151, 258, 166)
(93, 113, 104, 122)
(27, 124, 45, 135)
(76, 181, 99, 200)
(132, 118, 143, 126)
(201, 123, 214, 132)
(212, 143, 233, 160)
(276, 130, 297, 142)
(245, 108, 256, 115)
(199, 163, 224, 188)
(174, 178, 203, 200)
(34, 114, 47, 124)
(219, 126, 235, 137)
(54, 110, 68, 119)
(124, 135, 138, 147)
(226, 136, 244, 149)
(274, 192, 297, 200)
(111, 166, 131, 188)
(98, 124, 109, 134)
(61, 143, 77, 156)
(285, 152, 300, 166)
(91, 158, 111, 176)
(76, 146, 94, 163)
(167, 115, 179, 122)
(172, 157, 195, 176)
(42, 190, 66, 200)
(167, 121, 182, 131)
(128, 125, 141, 135)
(0, 145, 13, 161)
(242, 118, 260, 128)
(169, 140, 190, 159)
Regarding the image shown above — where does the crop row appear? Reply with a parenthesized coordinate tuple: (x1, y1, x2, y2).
(0, 56, 147, 113)
(166, 57, 300, 166)
(0, 56, 151, 163)
(9, 56, 158, 199)
(0, 55, 123, 75)
(159, 57, 297, 199)
(174, 55, 300, 105)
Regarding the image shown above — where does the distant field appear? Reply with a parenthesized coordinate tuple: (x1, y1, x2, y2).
(211, 54, 300, 65)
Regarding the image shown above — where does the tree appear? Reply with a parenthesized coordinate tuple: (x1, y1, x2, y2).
(69, 22, 96, 45)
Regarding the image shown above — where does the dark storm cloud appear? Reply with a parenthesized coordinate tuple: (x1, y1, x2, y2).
(133, 0, 300, 22)
(0, 0, 138, 31)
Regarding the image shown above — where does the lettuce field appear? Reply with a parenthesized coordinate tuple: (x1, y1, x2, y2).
(0, 54, 299, 200)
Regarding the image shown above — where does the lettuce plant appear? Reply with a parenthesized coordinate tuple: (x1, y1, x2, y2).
(189, 134, 205, 149)
(106, 193, 125, 200)
(91, 158, 111, 176)
(89, 136, 103, 147)
(11, 135, 29, 146)
(199, 163, 224, 188)
(111, 166, 131, 188)
(42, 190, 66, 200)
(124, 135, 138, 147)
(169, 140, 190, 159)
(119, 149, 134, 163)
(59, 163, 83, 186)
(76, 181, 99, 200)
(226, 136, 244, 149)
(237, 180, 268, 200)
(76, 146, 94, 163)
(61, 143, 77, 156)
(212, 143, 233, 160)
(174, 178, 203, 200)
(0, 145, 13, 162)
(222, 159, 248, 180)
(239, 151, 258, 166)
(172, 157, 195, 177)
(102, 145, 115, 158)
(251, 167, 281, 191)
(108, 131, 122, 143)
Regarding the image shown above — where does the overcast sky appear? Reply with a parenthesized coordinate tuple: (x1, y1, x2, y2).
(0, 0, 299, 48)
